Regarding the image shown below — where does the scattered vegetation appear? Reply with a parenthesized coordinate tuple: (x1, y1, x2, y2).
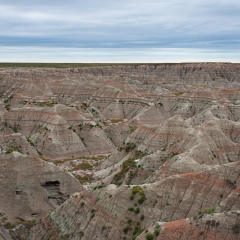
(125, 143, 136, 153)
(81, 103, 89, 110)
(35, 101, 57, 107)
(3, 222, 15, 229)
(76, 175, 94, 184)
(128, 207, 140, 214)
(5, 104, 10, 111)
(18, 220, 36, 229)
(198, 207, 215, 214)
(27, 137, 35, 147)
(112, 158, 137, 184)
(132, 222, 144, 240)
(132, 186, 146, 204)
(73, 162, 93, 170)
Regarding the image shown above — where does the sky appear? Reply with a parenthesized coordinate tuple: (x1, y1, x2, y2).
(0, 0, 240, 62)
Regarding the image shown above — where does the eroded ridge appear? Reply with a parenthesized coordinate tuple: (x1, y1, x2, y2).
(0, 63, 240, 239)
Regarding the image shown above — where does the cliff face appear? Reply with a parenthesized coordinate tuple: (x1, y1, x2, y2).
(0, 63, 240, 239)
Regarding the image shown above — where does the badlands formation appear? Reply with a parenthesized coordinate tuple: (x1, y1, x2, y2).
(0, 63, 240, 239)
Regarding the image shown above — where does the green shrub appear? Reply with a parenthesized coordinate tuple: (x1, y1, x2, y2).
(123, 226, 129, 234)
(232, 223, 240, 234)
(93, 185, 106, 190)
(135, 208, 140, 214)
(132, 186, 146, 204)
(132, 223, 143, 240)
(154, 228, 160, 236)
(127, 218, 132, 224)
(146, 233, 154, 240)
(132, 186, 144, 195)
(37, 150, 43, 156)
(125, 143, 136, 153)
(6, 148, 13, 154)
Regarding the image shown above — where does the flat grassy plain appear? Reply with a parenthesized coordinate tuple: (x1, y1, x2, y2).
(0, 62, 231, 68)
(0, 62, 227, 68)
(0, 63, 124, 68)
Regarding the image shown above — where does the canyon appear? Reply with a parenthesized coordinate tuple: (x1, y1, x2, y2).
(0, 63, 240, 239)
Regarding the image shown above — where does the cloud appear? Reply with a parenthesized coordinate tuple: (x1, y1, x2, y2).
(0, 0, 239, 61)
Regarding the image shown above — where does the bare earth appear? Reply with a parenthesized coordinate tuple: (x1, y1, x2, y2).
(0, 63, 240, 239)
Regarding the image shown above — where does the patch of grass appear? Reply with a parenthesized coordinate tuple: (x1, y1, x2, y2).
(198, 207, 215, 214)
(6, 148, 14, 154)
(35, 101, 57, 107)
(19, 220, 36, 229)
(109, 119, 124, 124)
(129, 126, 138, 132)
(76, 175, 94, 184)
(3, 222, 15, 229)
(172, 92, 184, 96)
(73, 162, 93, 170)
(93, 185, 106, 190)
(132, 186, 144, 195)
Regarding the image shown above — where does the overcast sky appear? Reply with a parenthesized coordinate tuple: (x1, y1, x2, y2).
(0, 0, 240, 62)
